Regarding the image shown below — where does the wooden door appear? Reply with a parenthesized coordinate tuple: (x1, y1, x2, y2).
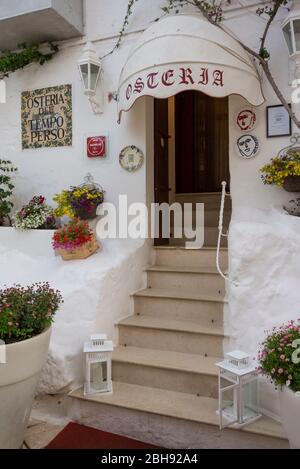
(175, 91, 229, 193)
(154, 98, 169, 245)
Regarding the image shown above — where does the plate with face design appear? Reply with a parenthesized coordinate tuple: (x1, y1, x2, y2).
(119, 145, 144, 172)
(236, 108, 257, 132)
(236, 134, 260, 159)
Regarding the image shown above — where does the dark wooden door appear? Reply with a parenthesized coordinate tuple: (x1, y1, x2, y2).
(175, 91, 229, 193)
(154, 98, 169, 245)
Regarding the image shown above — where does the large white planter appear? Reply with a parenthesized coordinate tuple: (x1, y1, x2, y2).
(0, 328, 51, 449)
(279, 387, 300, 449)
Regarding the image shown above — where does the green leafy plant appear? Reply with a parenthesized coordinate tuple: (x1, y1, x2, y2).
(0, 42, 59, 79)
(0, 159, 17, 226)
(260, 153, 300, 186)
(0, 283, 63, 344)
(258, 321, 300, 394)
(13, 196, 57, 230)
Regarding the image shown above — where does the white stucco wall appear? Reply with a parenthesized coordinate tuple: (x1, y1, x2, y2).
(0, 0, 299, 407)
(0, 228, 150, 392)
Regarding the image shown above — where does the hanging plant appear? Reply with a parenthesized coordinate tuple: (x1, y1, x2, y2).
(0, 159, 17, 226)
(0, 42, 59, 79)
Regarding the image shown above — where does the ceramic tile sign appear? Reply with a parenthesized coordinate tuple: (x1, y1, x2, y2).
(87, 136, 106, 158)
(236, 108, 257, 132)
(236, 134, 260, 159)
(21, 84, 72, 150)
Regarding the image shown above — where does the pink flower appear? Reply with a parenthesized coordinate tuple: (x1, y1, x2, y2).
(280, 355, 285, 360)
(278, 368, 284, 374)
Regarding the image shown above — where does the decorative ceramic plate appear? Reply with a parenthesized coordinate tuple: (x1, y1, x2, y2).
(235, 108, 257, 132)
(119, 145, 144, 172)
(235, 134, 260, 159)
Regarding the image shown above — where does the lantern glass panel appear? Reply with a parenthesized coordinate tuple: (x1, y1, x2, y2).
(241, 379, 259, 422)
(90, 361, 107, 392)
(80, 63, 89, 90)
(220, 386, 237, 424)
(90, 63, 100, 91)
(293, 19, 300, 52)
(283, 22, 294, 55)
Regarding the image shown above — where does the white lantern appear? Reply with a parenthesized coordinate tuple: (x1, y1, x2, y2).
(216, 351, 261, 429)
(84, 334, 113, 396)
(78, 42, 102, 97)
(282, 4, 300, 60)
(78, 42, 103, 114)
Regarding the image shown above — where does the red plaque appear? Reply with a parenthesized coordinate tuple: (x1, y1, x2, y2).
(87, 136, 106, 158)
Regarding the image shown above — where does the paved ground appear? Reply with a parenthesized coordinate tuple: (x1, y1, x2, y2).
(24, 420, 64, 449)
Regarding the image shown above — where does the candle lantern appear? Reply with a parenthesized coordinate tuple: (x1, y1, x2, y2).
(84, 334, 113, 396)
(216, 351, 261, 429)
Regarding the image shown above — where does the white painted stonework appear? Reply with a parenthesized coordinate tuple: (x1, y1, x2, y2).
(0, 0, 299, 425)
(0, 229, 150, 393)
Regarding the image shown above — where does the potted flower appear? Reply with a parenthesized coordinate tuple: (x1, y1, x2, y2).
(13, 195, 57, 230)
(52, 218, 100, 260)
(0, 159, 17, 226)
(53, 175, 104, 221)
(260, 152, 300, 192)
(258, 320, 300, 448)
(0, 282, 63, 449)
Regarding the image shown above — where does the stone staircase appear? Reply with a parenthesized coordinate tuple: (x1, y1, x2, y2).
(170, 193, 231, 247)
(69, 246, 287, 448)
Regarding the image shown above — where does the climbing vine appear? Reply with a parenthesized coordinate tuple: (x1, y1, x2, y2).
(109, 0, 299, 128)
(101, 0, 139, 59)
(0, 42, 59, 79)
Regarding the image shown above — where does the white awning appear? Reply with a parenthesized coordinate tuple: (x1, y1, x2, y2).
(117, 14, 264, 121)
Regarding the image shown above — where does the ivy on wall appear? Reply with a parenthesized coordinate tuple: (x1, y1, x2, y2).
(0, 42, 59, 79)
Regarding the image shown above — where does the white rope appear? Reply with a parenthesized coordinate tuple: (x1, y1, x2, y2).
(216, 181, 238, 286)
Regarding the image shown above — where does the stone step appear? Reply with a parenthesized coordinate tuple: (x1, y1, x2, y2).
(113, 346, 219, 397)
(134, 288, 224, 328)
(169, 227, 228, 248)
(171, 208, 231, 228)
(175, 192, 232, 206)
(146, 265, 226, 295)
(69, 383, 287, 449)
(154, 246, 228, 269)
(117, 316, 224, 357)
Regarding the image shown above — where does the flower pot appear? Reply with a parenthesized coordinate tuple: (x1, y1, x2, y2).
(283, 176, 300, 192)
(74, 205, 98, 220)
(57, 235, 101, 261)
(0, 328, 51, 449)
(279, 387, 300, 449)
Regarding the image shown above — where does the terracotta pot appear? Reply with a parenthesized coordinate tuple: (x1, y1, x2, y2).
(74, 205, 98, 220)
(0, 328, 51, 449)
(283, 176, 300, 192)
(279, 387, 300, 449)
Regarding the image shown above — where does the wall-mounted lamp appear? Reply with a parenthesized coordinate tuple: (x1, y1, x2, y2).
(78, 42, 103, 114)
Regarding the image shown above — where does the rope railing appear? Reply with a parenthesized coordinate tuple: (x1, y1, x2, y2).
(216, 181, 238, 286)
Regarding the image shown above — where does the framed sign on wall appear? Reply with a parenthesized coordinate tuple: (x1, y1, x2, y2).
(266, 104, 292, 138)
(21, 84, 72, 150)
(87, 136, 106, 158)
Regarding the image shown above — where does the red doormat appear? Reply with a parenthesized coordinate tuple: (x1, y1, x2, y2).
(46, 422, 161, 449)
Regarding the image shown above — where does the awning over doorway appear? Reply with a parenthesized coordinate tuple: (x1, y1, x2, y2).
(117, 14, 264, 121)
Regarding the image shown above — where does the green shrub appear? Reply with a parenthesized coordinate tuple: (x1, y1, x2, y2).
(0, 283, 63, 344)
